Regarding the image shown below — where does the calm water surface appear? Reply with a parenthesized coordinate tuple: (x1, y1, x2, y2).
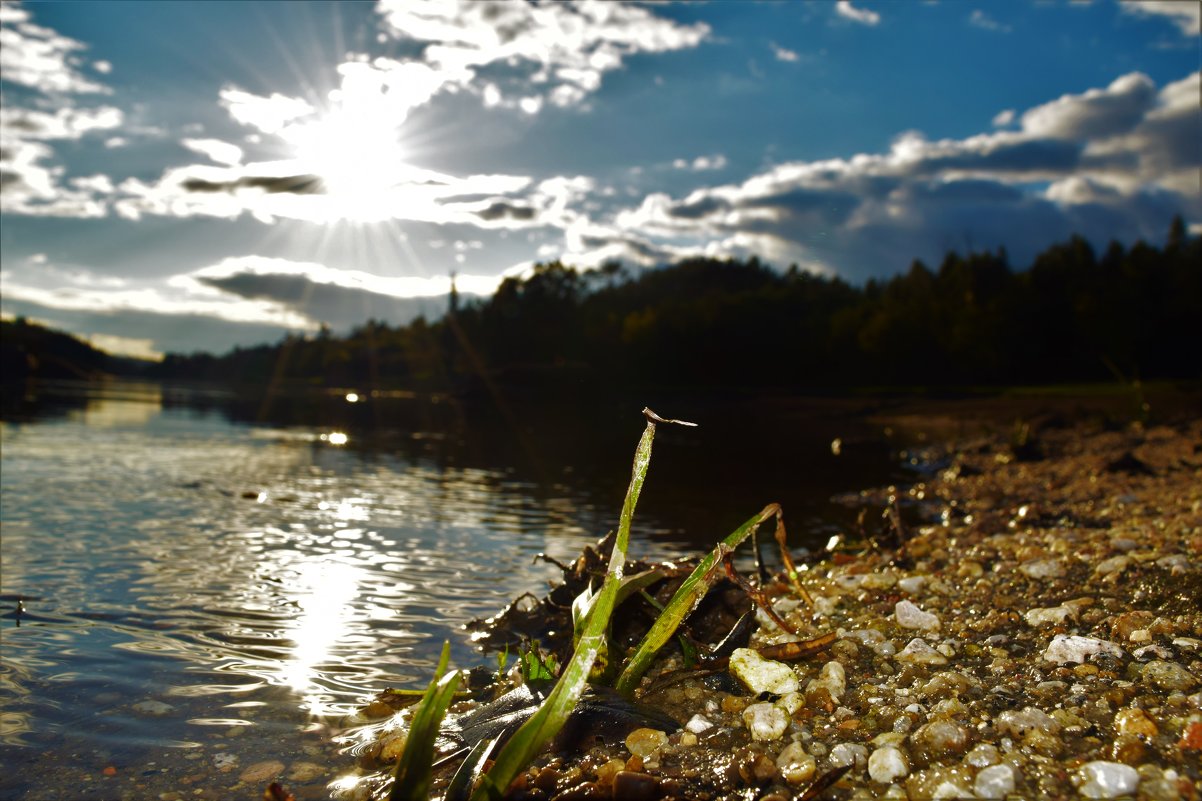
(0, 382, 908, 800)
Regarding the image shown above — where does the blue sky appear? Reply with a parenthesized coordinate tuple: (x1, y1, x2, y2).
(1, 0, 1198, 358)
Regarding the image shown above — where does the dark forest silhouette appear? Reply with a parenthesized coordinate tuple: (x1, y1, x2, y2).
(5, 218, 1198, 393)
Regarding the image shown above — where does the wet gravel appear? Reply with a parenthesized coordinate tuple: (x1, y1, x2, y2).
(347, 417, 1202, 800)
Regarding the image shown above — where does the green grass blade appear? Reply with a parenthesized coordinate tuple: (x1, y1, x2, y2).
(614, 503, 780, 696)
(471, 410, 668, 801)
(390, 642, 462, 801)
(445, 735, 499, 801)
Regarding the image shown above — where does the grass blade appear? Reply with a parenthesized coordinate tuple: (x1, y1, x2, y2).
(390, 642, 462, 801)
(472, 409, 673, 801)
(614, 503, 781, 696)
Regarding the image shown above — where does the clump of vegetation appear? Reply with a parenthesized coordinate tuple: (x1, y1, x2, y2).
(382, 409, 829, 800)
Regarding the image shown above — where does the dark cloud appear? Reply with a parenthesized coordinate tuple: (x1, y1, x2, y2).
(199, 271, 449, 330)
(181, 174, 325, 195)
(474, 200, 537, 221)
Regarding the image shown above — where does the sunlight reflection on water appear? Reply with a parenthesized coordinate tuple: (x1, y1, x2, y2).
(1, 389, 658, 798)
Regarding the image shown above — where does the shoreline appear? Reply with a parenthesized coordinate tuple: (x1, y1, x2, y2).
(346, 412, 1202, 800)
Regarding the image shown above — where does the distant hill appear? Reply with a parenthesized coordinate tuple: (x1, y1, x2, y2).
(0, 318, 154, 382)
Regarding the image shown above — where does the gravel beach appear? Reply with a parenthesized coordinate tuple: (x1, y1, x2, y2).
(349, 413, 1202, 800)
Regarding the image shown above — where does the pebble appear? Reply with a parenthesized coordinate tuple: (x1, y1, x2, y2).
(1113, 707, 1158, 738)
(867, 745, 908, 783)
(1025, 604, 1075, 627)
(238, 760, 284, 784)
(1075, 760, 1140, 798)
(729, 648, 800, 695)
(963, 742, 1001, 768)
(743, 702, 789, 741)
(1140, 660, 1199, 692)
(1094, 555, 1131, 576)
(776, 741, 816, 785)
(625, 727, 669, 758)
(806, 660, 847, 702)
(1043, 634, 1125, 665)
(131, 700, 175, 717)
(996, 706, 1061, 737)
(895, 600, 940, 631)
(684, 713, 713, 733)
(895, 637, 948, 666)
(611, 770, 660, 801)
(829, 742, 868, 771)
(897, 576, 927, 594)
(905, 766, 975, 800)
(910, 719, 971, 760)
(1019, 558, 1064, 579)
(287, 761, 325, 782)
(973, 763, 1017, 799)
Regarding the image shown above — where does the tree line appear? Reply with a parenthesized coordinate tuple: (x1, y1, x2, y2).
(92, 217, 1202, 391)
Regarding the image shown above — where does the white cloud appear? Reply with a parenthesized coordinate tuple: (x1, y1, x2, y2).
(586, 69, 1200, 280)
(375, 0, 710, 111)
(992, 108, 1016, 128)
(968, 10, 1012, 33)
(182, 138, 244, 167)
(835, 1, 880, 26)
(1120, 1, 1201, 36)
(219, 88, 314, 135)
(673, 154, 728, 171)
(0, 0, 111, 94)
(770, 42, 799, 62)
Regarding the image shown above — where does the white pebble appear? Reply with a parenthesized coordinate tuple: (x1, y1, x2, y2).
(729, 648, 800, 695)
(806, 660, 847, 702)
(685, 713, 713, 734)
(1075, 761, 1140, 798)
(997, 706, 1062, 737)
(1094, 555, 1131, 577)
(829, 742, 868, 771)
(1025, 605, 1076, 627)
(963, 742, 1001, 768)
(867, 745, 909, 783)
(1043, 634, 1125, 665)
(742, 702, 788, 741)
(974, 763, 1017, 799)
(1019, 558, 1064, 579)
(895, 600, 941, 631)
(897, 575, 927, 594)
(896, 637, 949, 666)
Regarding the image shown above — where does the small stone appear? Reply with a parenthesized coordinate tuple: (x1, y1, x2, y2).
(287, 762, 325, 782)
(805, 660, 847, 702)
(238, 760, 284, 784)
(742, 702, 788, 741)
(1019, 558, 1064, 579)
(1043, 634, 1125, 665)
(898, 576, 927, 594)
(895, 600, 940, 631)
(684, 714, 713, 734)
(1113, 707, 1158, 738)
(963, 742, 1001, 768)
(1140, 660, 1199, 692)
(973, 763, 1017, 799)
(776, 741, 816, 785)
(910, 719, 971, 760)
(131, 700, 174, 717)
(1025, 605, 1076, 627)
(996, 706, 1062, 738)
(895, 638, 948, 666)
(867, 745, 909, 784)
(625, 727, 669, 758)
(678, 731, 697, 747)
(829, 743, 868, 771)
(611, 771, 660, 801)
(1095, 555, 1131, 577)
(905, 766, 975, 800)
(1075, 761, 1140, 798)
(729, 648, 800, 695)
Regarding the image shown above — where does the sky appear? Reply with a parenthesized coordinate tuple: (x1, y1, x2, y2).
(1, 0, 1198, 359)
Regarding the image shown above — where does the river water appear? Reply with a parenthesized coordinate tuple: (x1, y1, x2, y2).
(0, 381, 911, 800)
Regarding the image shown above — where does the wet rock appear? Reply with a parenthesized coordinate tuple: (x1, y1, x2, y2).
(1094, 555, 1131, 577)
(625, 727, 668, 758)
(684, 714, 713, 734)
(867, 745, 908, 783)
(904, 766, 975, 800)
(729, 648, 800, 695)
(805, 660, 846, 702)
(1019, 558, 1065, 579)
(131, 700, 174, 717)
(1113, 707, 1158, 738)
(287, 762, 325, 782)
(829, 742, 868, 771)
(775, 741, 816, 785)
(742, 702, 788, 742)
(895, 638, 948, 666)
(963, 742, 1001, 768)
(1140, 660, 1199, 692)
(611, 770, 661, 801)
(1043, 634, 1125, 665)
(895, 600, 940, 631)
(973, 763, 1017, 799)
(239, 760, 285, 784)
(910, 719, 972, 761)
(996, 706, 1061, 738)
(1075, 760, 1140, 798)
